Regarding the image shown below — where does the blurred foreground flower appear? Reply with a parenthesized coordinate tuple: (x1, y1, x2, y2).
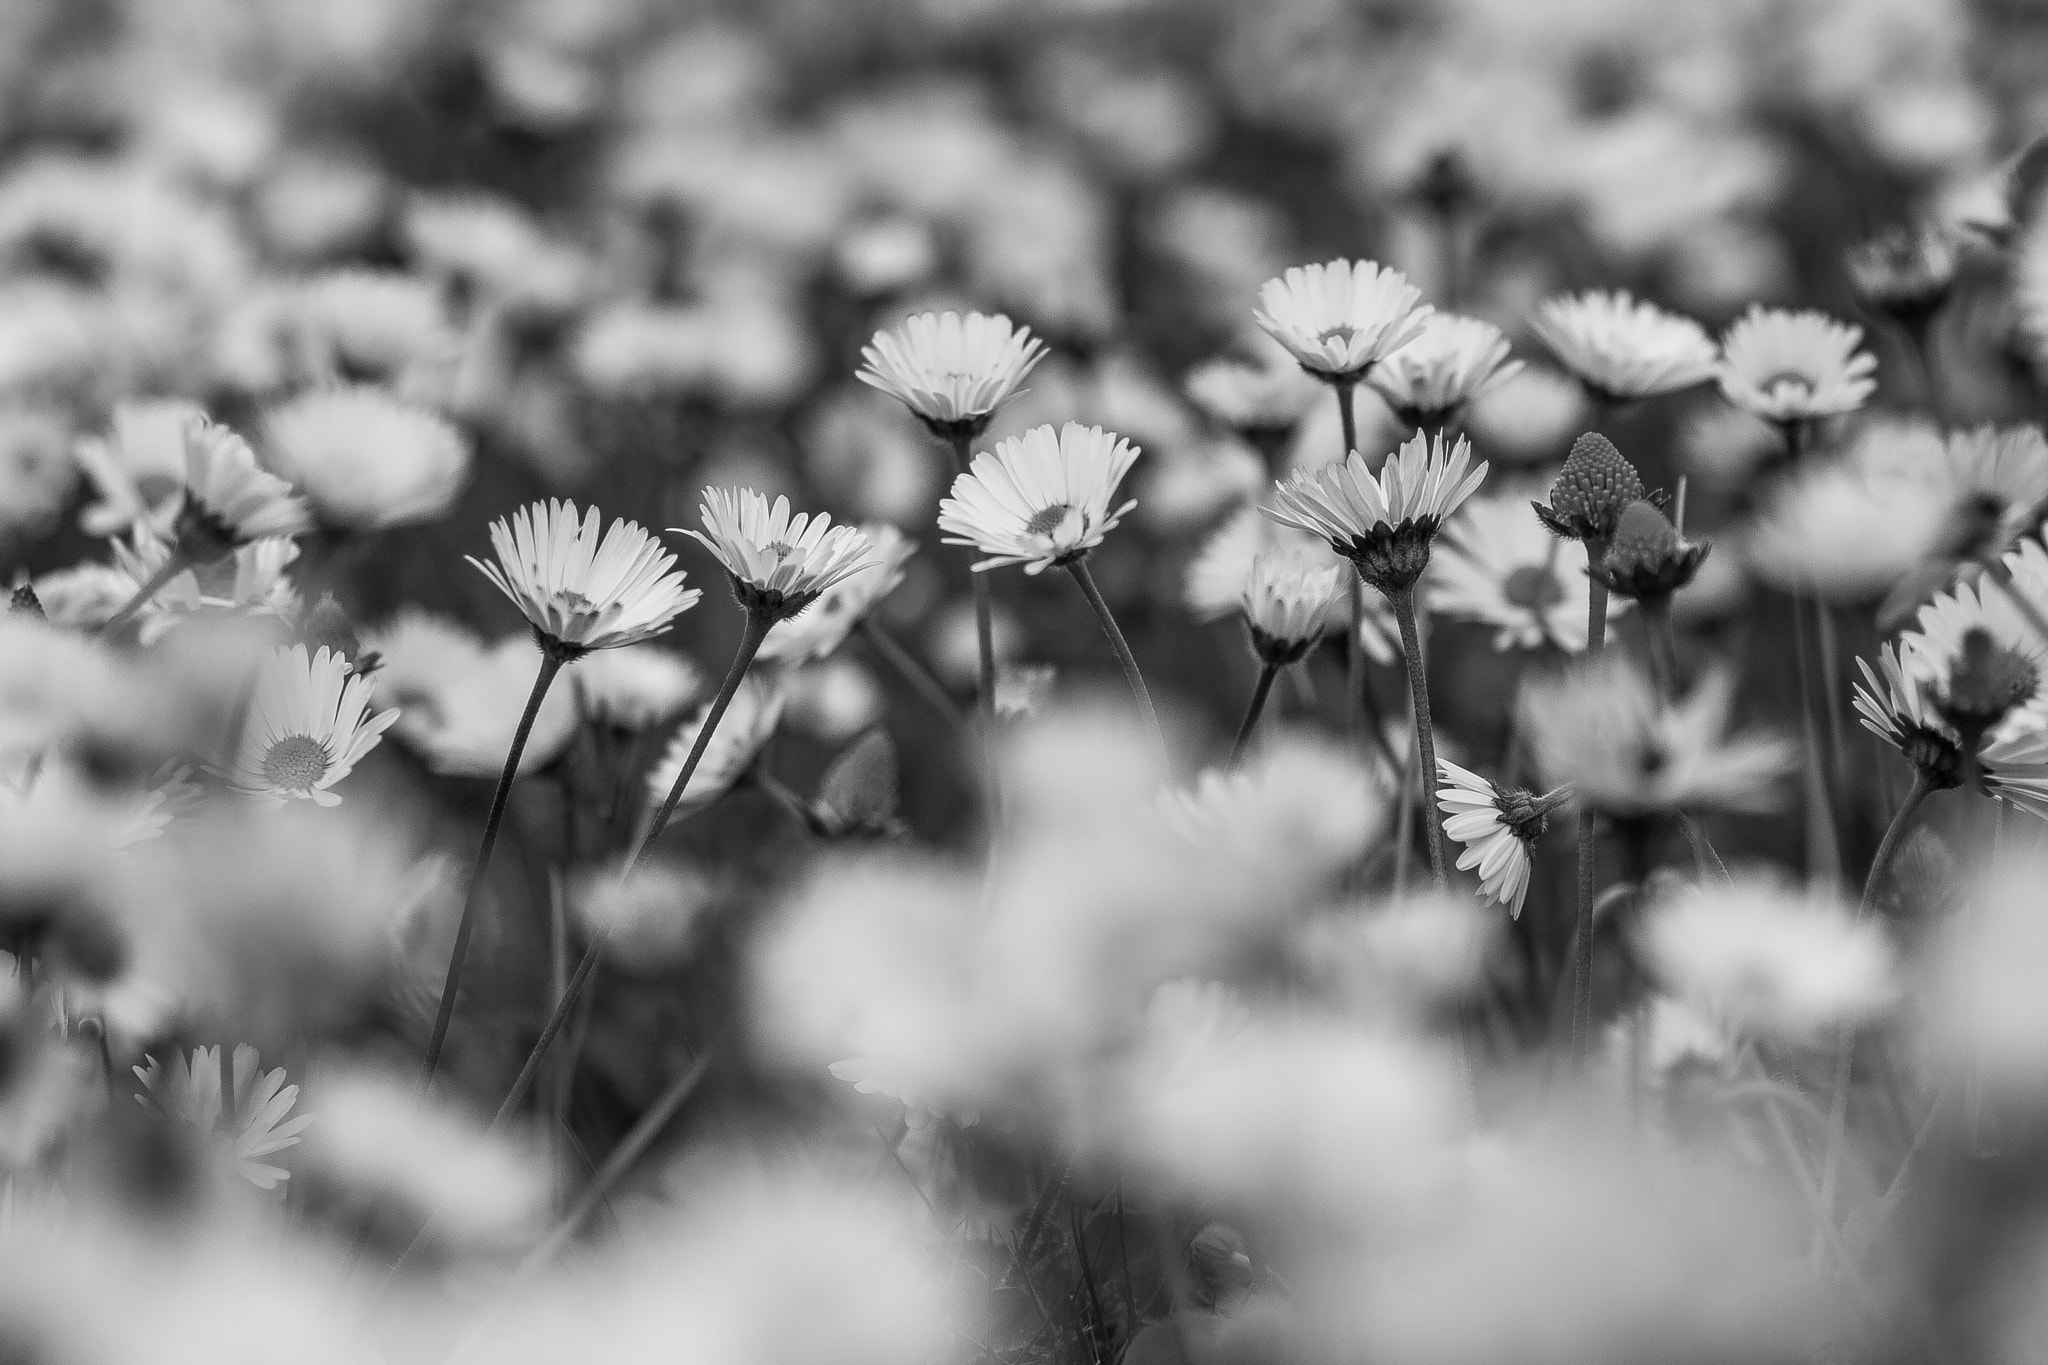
(646, 676, 786, 818)
(134, 1044, 311, 1190)
(263, 385, 470, 531)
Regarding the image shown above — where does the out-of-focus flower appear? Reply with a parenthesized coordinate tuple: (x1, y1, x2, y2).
(230, 645, 397, 808)
(783, 659, 886, 743)
(175, 417, 310, 560)
(1188, 507, 1394, 659)
(829, 1055, 979, 1129)
(856, 311, 1046, 436)
(1847, 224, 1958, 336)
(1160, 737, 1388, 890)
(1529, 291, 1718, 403)
(1854, 639, 2048, 811)
(1640, 879, 1896, 1043)
(1716, 307, 1878, 425)
(134, 1045, 312, 1190)
(1463, 364, 1588, 466)
(938, 422, 1140, 574)
(72, 399, 202, 537)
(759, 526, 915, 666)
(471, 500, 700, 655)
(1265, 431, 1487, 594)
(1365, 313, 1523, 429)
(645, 676, 785, 816)
(1305, 896, 1497, 1016)
(681, 488, 875, 618)
(568, 645, 701, 731)
(1522, 654, 1793, 818)
(1253, 259, 1431, 383)
(1436, 761, 1564, 918)
(1744, 456, 1946, 604)
(571, 860, 714, 975)
(1432, 495, 1611, 651)
(994, 663, 1057, 719)
(1900, 539, 2048, 739)
(1241, 550, 1342, 664)
(1184, 355, 1320, 450)
(263, 387, 470, 531)
(402, 194, 588, 317)
(364, 613, 578, 776)
(832, 216, 939, 297)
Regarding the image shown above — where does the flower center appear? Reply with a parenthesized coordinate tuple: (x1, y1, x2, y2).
(1316, 324, 1360, 346)
(1502, 565, 1565, 611)
(262, 734, 332, 792)
(764, 541, 797, 559)
(1759, 369, 1816, 399)
(1024, 503, 1076, 538)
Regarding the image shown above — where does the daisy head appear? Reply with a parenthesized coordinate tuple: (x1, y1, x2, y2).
(263, 386, 470, 532)
(1263, 430, 1487, 594)
(1240, 549, 1342, 664)
(1900, 540, 2048, 745)
(470, 500, 700, 655)
(681, 488, 875, 620)
(1529, 291, 1718, 404)
(233, 644, 398, 807)
(1253, 259, 1432, 383)
(135, 1043, 313, 1190)
(1854, 641, 1967, 791)
(1436, 760, 1568, 919)
(855, 311, 1047, 437)
(1430, 495, 1615, 652)
(645, 675, 785, 817)
(1716, 306, 1878, 427)
(1927, 426, 2048, 569)
(1365, 313, 1523, 428)
(73, 398, 203, 537)
(174, 415, 311, 561)
(758, 525, 916, 666)
(936, 422, 1141, 575)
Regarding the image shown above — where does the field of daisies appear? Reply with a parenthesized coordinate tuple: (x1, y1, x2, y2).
(12, 0, 2048, 1361)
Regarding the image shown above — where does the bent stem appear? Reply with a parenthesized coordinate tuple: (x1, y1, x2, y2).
(1230, 663, 1280, 765)
(102, 550, 195, 636)
(629, 608, 772, 875)
(1065, 558, 1164, 755)
(421, 644, 570, 1087)
(1387, 582, 1447, 888)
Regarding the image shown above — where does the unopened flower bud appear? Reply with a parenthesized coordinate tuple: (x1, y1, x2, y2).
(1534, 432, 1646, 546)
(810, 729, 902, 840)
(1594, 501, 1710, 604)
(9, 577, 42, 619)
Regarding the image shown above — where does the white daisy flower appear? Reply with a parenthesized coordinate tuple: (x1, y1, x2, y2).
(1182, 356, 1320, 440)
(232, 644, 398, 807)
(469, 500, 700, 654)
(1898, 539, 2048, 739)
(1429, 496, 1614, 652)
(1435, 760, 1559, 919)
(937, 421, 1141, 574)
(73, 398, 203, 537)
(1241, 549, 1342, 661)
(1854, 639, 2048, 810)
(1716, 306, 1878, 425)
(290, 268, 460, 389)
(1185, 505, 1398, 663)
(175, 416, 311, 558)
(263, 386, 471, 531)
(1463, 364, 1590, 465)
(855, 310, 1047, 433)
(403, 193, 589, 317)
(1528, 290, 1718, 403)
(135, 1044, 313, 1190)
(645, 675, 785, 817)
(569, 645, 702, 731)
(1264, 430, 1487, 593)
(680, 488, 875, 616)
(110, 523, 301, 640)
(1252, 259, 1432, 381)
(758, 524, 916, 666)
(1365, 313, 1523, 427)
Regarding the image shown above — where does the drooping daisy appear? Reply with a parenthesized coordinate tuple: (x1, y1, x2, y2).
(1365, 313, 1523, 429)
(470, 500, 700, 656)
(134, 1044, 313, 1190)
(263, 386, 471, 531)
(1241, 549, 1342, 664)
(72, 398, 203, 537)
(1252, 259, 1432, 383)
(1436, 761, 1567, 918)
(758, 524, 916, 666)
(855, 311, 1047, 437)
(1528, 291, 1718, 404)
(232, 644, 398, 807)
(174, 416, 311, 561)
(681, 488, 876, 618)
(645, 675, 786, 817)
(938, 421, 1141, 574)
(1264, 430, 1487, 595)
(1430, 496, 1612, 651)
(1716, 307, 1878, 426)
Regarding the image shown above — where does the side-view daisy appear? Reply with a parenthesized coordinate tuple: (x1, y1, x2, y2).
(469, 499, 700, 657)
(232, 644, 398, 807)
(681, 488, 875, 620)
(856, 311, 1047, 438)
(1716, 306, 1878, 428)
(1529, 290, 1718, 405)
(1264, 430, 1488, 596)
(1436, 761, 1568, 919)
(175, 415, 312, 559)
(938, 422, 1140, 576)
(758, 524, 916, 667)
(1253, 259, 1432, 384)
(1229, 550, 1343, 762)
(1365, 313, 1523, 430)
(135, 1044, 313, 1190)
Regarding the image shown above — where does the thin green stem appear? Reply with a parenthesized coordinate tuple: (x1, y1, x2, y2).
(1387, 583, 1447, 888)
(857, 618, 966, 733)
(1334, 376, 1359, 459)
(1790, 592, 1843, 884)
(102, 551, 194, 636)
(1572, 545, 1611, 1057)
(422, 645, 568, 1087)
(1230, 663, 1280, 765)
(629, 609, 771, 875)
(948, 432, 999, 731)
(1642, 598, 1678, 700)
(1065, 558, 1164, 755)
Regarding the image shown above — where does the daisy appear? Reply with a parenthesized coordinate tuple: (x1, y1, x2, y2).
(758, 524, 916, 666)
(1252, 259, 1432, 383)
(1528, 291, 1718, 404)
(680, 488, 875, 619)
(72, 398, 203, 537)
(1435, 761, 1567, 919)
(1851, 640, 2048, 815)
(135, 1044, 313, 1190)
(645, 676, 786, 818)
(855, 311, 1047, 437)
(1900, 539, 2048, 740)
(1430, 496, 1612, 652)
(470, 500, 700, 656)
(231, 644, 397, 807)
(109, 523, 301, 642)
(1716, 307, 1878, 427)
(1241, 549, 1342, 664)
(263, 386, 471, 531)
(938, 422, 1141, 575)
(1263, 430, 1487, 595)
(1183, 356, 1320, 450)
(1591, 501, 1711, 610)
(1186, 506, 1398, 664)
(173, 415, 311, 561)
(1365, 313, 1523, 429)
(569, 645, 702, 731)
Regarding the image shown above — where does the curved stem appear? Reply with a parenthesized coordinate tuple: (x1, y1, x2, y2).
(1230, 663, 1280, 765)
(1065, 559, 1164, 755)
(857, 618, 966, 733)
(628, 609, 771, 875)
(421, 646, 568, 1087)
(101, 552, 193, 636)
(1388, 583, 1447, 889)
(1859, 770, 1934, 920)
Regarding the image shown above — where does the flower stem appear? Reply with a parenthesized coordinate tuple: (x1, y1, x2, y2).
(1387, 582, 1447, 889)
(857, 618, 966, 734)
(947, 432, 999, 730)
(421, 645, 569, 1088)
(629, 609, 772, 875)
(101, 551, 194, 636)
(1859, 769, 1933, 920)
(1065, 558, 1164, 755)
(1230, 663, 1280, 765)
(1572, 545, 1612, 1057)
(1334, 376, 1359, 458)
(1642, 597, 1678, 699)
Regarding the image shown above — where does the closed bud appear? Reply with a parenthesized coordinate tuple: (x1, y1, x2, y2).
(1594, 500, 1711, 603)
(1534, 432, 1646, 545)
(811, 729, 902, 840)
